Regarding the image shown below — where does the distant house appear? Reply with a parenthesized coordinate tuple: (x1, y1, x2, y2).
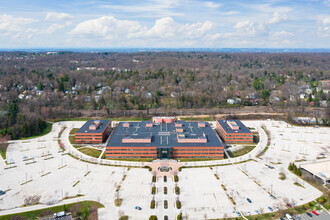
(320, 80, 330, 87)
(18, 94, 25, 99)
(300, 93, 306, 99)
(227, 99, 235, 104)
(305, 88, 313, 94)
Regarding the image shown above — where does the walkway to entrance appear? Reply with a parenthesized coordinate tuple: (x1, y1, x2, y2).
(147, 160, 183, 177)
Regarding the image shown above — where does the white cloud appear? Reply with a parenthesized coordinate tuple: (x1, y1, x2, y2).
(0, 14, 36, 34)
(267, 12, 288, 24)
(70, 16, 214, 43)
(0, 14, 37, 40)
(143, 17, 214, 39)
(270, 31, 294, 39)
(204, 1, 221, 9)
(100, 0, 183, 18)
(46, 22, 72, 34)
(70, 16, 144, 40)
(318, 16, 330, 36)
(234, 21, 267, 35)
(45, 12, 73, 21)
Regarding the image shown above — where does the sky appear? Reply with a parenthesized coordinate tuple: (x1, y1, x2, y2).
(0, 0, 329, 48)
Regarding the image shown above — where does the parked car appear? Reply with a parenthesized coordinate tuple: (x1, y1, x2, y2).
(246, 211, 251, 216)
(235, 211, 241, 216)
(270, 195, 276, 199)
(294, 215, 301, 220)
(255, 210, 260, 214)
(135, 206, 142, 210)
(280, 218, 285, 220)
(306, 212, 313, 217)
(311, 211, 318, 216)
(286, 213, 293, 220)
(247, 198, 252, 203)
(286, 203, 292, 208)
(0, 190, 5, 196)
(53, 211, 65, 218)
(268, 206, 273, 211)
(164, 176, 167, 182)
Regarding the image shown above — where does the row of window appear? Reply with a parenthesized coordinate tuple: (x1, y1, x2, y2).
(106, 148, 156, 151)
(174, 152, 222, 155)
(107, 152, 156, 155)
(174, 148, 221, 151)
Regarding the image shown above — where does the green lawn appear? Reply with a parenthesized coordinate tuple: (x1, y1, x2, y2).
(17, 122, 53, 140)
(78, 147, 102, 158)
(0, 200, 104, 220)
(69, 128, 80, 135)
(227, 145, 256, 158)
(69, 135, 75, 145)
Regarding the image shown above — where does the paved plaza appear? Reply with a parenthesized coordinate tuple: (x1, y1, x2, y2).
(0, 120, 329, 219)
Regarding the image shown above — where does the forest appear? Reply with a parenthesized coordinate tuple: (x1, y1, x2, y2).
(0, 51, 329, 138)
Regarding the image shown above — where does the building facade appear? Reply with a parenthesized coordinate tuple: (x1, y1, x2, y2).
(216, 120, 253, 143)
(106, 117, 224, 159)
(75, 119, 112, 144)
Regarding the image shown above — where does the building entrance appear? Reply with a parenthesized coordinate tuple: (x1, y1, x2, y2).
(157, 148, 173, 159)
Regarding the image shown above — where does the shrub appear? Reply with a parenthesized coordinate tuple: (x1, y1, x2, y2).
(174, 175, 179, 182)
(279, 172, 286, 180)
(149, 216, 157, 220)
(175, 186, 180, 195)
(177, 212, 183, 220)
(152, 176, 156, 182)
(176, 200, 181, 209)
(151, 186, 156, 194)
(150, 200, 155, 209)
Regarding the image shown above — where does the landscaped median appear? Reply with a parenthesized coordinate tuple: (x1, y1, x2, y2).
(0, 201, 104, 220)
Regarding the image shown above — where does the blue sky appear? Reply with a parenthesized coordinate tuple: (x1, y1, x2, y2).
(0, 0, 329, 48)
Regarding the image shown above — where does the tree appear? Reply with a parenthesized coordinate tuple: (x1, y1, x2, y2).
(79, 204, 90, 220)
(7, 101, 19, 125)
(37, 82, 43, 91)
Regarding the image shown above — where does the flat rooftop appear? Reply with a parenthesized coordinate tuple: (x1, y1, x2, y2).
(217, 120, 252, 134)
(76, 119, 111, 134)
(300, 160, 330, 180)
(107, 121, 223, 148)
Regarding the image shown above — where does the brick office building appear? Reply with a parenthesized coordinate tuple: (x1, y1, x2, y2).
(106, 117, 224, 159)
(216, 120, 253, 143)
(75, 119, 112, 144)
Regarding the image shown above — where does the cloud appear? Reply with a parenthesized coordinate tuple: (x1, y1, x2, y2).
(45, 12, 73, 21)
(46, 22, 72, 34)
(267, 12, 288, 24)
(0, 14, 36, 36)
(270, 31, 294, 39)
(318, 15, 330, 36)
(100, 0, 183, 17)
(70, 16, 144, 40)
(70, 16, 214, 43)
(204, 1, 221, 9)
(233, 21, 267, 35)
(143, 17, 214, 39)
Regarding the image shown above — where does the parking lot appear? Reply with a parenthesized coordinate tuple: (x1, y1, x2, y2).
(294, 210, 330, 220)
(0, 120, 329, 219)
